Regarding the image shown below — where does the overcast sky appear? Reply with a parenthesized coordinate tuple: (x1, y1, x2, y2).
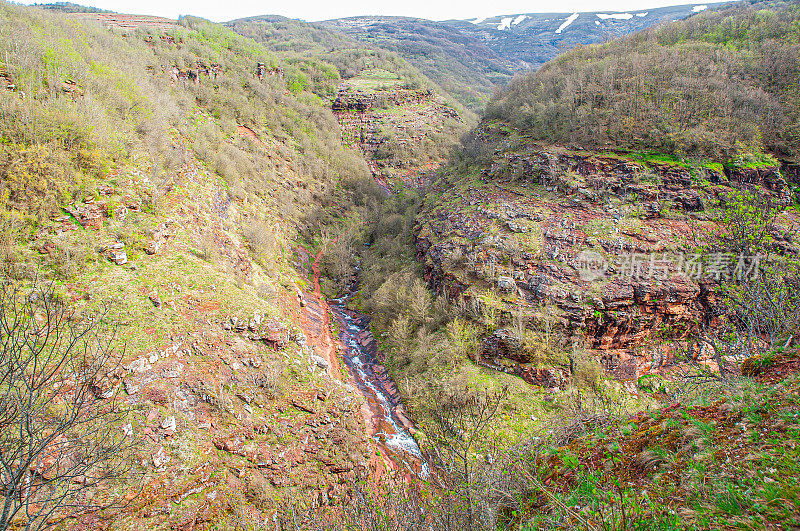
(16, 0, 728, 22)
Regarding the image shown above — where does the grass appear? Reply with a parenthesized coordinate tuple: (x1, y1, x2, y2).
(522, 371, 800, 529)
(726, 152, 780, 170)
(347, 68, 404, 91)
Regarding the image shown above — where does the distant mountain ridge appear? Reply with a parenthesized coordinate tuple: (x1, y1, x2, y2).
(441, 3, 728, 69)
(319, 2, 733, 108)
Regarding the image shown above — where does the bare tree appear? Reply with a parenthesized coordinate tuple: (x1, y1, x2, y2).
(679, 188, 799, 387)
(423, 386, 508, 530)
(0, 281, 130, 530)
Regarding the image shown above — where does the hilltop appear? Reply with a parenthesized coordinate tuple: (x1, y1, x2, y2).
(486, 1, 800, 162)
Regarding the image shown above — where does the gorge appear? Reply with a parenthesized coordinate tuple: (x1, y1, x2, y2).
(0, 1, 799, 529)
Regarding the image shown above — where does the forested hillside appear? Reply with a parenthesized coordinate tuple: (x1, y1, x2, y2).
(228, 14, 472, 187)
(319, 16, 514, 110)
(486, 0, 800, 161)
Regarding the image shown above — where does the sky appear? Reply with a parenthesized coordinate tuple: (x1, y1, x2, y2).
(17, 0, 729, 22)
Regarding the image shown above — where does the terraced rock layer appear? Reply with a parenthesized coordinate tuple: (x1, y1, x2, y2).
(417, 139, 798, 383)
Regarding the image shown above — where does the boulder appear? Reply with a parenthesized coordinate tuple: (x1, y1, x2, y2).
(152, 447, 170, 469)
(214, 435, 247, 455)
(497, 276, 516, 292)
(161, 416, 177, 432)
(310, 355, 329, 370)
(481, 329, 524, 362)
(519, 366, 568, 389)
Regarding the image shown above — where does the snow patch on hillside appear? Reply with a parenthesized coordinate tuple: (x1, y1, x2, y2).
(597, 13, 634, 20)
(693, 5, 708, 12)
(471, 16, 487, 24)
(636, 12, 648, 17)
(555, 13, 579, 34)
(512, 14, 527, 25)
(497, 17, 513, 30)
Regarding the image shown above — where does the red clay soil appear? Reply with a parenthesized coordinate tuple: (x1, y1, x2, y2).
(298, 247, 343, 382)
(237, 125, 262, 145)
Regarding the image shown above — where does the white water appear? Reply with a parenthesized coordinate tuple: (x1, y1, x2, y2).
(331, 291, 429, 476)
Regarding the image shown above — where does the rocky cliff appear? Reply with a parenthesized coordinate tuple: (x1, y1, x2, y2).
(332, 84, 467, 189)
(416, 125, 799, 384)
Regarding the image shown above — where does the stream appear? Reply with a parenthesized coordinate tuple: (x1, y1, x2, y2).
(329, 288, 429, 477)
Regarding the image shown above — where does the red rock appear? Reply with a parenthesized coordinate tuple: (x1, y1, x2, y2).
(213, 435, 246, 455)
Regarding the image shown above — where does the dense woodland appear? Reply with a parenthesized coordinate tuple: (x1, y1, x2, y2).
(486, 1, 800, 161)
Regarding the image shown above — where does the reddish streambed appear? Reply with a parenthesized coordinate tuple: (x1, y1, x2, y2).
(330, 287, 428, 478)
(300, 248, 427, 478)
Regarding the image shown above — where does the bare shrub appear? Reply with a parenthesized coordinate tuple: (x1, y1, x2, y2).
(243, 218, 280, 276)
(0, 281, 131, 530)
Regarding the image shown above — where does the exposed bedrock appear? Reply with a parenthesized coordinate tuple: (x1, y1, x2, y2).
(415, 147, 796, 383)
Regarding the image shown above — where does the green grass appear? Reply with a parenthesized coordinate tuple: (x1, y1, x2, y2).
(347, 68, 404, 91)
(522, 373, 800, 529)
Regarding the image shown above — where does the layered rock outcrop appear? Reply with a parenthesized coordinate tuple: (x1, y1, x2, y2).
(416, 138, 797, 382)
(332, 85, 465, 189)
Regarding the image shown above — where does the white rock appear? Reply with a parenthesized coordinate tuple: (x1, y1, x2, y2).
(127, 357, 151, 374)
(497, 276, 516, 292)
(161, 416, 177, 431)
(152, 447, 170, 468)
(311, 355, 329, 370)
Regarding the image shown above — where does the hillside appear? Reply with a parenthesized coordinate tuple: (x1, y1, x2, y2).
(485, 0, 800, 162)
(227, 14, 472, 189)
(0, 3, 466, 528)
(318, 16, 514, 110)
(318, 4, 718, 110)
(403, 0, 800, 426)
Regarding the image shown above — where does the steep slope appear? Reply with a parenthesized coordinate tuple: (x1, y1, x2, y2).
(0, 1, 483, 526)
(417, 126, 797, 385)
(334, 4, 800, 525)
(0, 4, 401, 528)
(337, 0, 800, 483)
(486, 0, 800, 162)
